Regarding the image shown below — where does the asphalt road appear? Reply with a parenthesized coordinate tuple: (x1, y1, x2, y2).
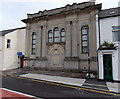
(2, 75, 120, 98)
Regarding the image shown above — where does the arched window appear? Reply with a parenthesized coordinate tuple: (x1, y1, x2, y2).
(48, 30, 53, 43)
(53, 27, 59, 42)
(81, 25, 89, 53)
(60, 28, 65, 42)
(32, 32, 36, 54)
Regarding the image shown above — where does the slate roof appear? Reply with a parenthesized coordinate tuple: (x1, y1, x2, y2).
(0, 27, 26, 36)
(99, 7, 120, 19)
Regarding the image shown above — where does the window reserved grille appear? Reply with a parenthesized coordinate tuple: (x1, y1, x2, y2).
(112, 26, 120, 42)
(7, 39, 11, 48)
(81, 25, 89, 53)
(61, 28, 66, 42)
(32, 32, 36, 54)
(48, 27, 66, 43)
(54, 27, 59, 42)
(48, 30, 53, 43)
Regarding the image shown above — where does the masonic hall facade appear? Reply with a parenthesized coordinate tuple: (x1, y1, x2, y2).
(22, 2, 101, 73)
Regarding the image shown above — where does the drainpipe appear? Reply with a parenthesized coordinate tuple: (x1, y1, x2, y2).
(88, 11, 91, 79)
(98, 18, 101, 47)
(96, 13, 101, 79)
(87, 24, 90, 79)
(88, 56, 90, 78)
(118, 1, 120, 92)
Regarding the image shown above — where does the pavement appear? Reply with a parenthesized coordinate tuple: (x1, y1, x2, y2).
(2, 68, 120, 93)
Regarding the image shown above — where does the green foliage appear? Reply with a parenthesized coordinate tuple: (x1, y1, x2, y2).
(102, 41, 109, 47)
(99, 41, 116, 50)
(109, 43, 115, 47)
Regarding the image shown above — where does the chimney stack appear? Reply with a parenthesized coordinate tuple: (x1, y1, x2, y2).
(90, 0, 96, 2)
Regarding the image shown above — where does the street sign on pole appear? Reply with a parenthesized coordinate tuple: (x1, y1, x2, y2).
(17, 52, 23, 72)
(17, 52, 22, 56)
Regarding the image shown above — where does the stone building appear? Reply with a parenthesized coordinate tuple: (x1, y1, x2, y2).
(22, 1, 101, 73)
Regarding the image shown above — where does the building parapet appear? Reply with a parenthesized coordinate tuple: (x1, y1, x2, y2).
(22, 2, 101, 23)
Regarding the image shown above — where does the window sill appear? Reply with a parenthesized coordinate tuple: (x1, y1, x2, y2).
(46, 42, 65, 45)
(81, 52, 88, 54)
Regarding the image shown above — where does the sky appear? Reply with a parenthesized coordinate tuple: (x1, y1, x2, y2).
(0, 0, 120, 31)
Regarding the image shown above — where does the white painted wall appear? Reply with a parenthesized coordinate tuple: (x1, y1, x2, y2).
(112, 49, 119, 80)
(118, 42, 120, 92)
(118, 42, 120, 80)
(98, 16, 120, 81)
(100, 17, 118, 45)
(0, 36, 3, 70)
(2, 28, 26, 70)
(17, 29, 26, 55)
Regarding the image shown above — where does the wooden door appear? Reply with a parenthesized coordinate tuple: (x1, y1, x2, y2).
(20, 55, 24, 68)
(103, 54, 113, 80)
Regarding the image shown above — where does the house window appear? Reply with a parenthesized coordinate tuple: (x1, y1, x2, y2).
(54, 27, 59, 42)
(81, 25, 89, 53)
(48, 30, 53, 43)
(112, 26, 120, 42)
(48, 27, 66, 43)
(7, 39, 11, 48)
(60, 28, 65, 42)
(32, 32, 36, 54)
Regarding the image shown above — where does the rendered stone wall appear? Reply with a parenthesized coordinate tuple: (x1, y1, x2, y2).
(24, 2, 99, 72)
(64, 61, 79, 70)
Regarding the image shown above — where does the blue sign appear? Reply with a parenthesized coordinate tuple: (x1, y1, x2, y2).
(17, 52, 22, 56)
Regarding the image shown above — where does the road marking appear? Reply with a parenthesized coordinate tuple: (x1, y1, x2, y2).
(82, 85, 113, 92)
(0, 88, 36, 98)
(3, 74, 120, 96)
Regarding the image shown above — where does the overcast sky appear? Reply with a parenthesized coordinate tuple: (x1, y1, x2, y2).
(0, 0, 120, 31)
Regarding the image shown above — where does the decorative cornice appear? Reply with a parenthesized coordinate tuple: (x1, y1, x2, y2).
(22, 2, 101, 23)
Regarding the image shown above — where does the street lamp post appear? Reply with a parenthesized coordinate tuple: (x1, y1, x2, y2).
(88, 56, 91, 78)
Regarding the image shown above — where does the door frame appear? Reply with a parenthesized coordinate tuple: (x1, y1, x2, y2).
(103, 54, 113, 80)
(20, 55, 24, 68)
(48, 44, 64, 69)
(98, 50, 118, 81)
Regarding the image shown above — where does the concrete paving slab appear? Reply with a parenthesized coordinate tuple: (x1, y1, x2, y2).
(20, 73, 85, 87)
(106, 82, 119, 93)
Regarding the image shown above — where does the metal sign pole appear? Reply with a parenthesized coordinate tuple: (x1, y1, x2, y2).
(17, 52, 23, 72)
(19, 56, 20, 72)
(17, 56, 20, 72)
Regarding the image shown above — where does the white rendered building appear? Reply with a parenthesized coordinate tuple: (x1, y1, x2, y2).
(0, 27, 26, 71)
(98, 7, 120, 81)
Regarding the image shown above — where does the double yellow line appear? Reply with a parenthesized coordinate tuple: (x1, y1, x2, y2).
(3, 74, 120, 96)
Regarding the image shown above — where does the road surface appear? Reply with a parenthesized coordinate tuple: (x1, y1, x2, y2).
(1, 75, 120, 98)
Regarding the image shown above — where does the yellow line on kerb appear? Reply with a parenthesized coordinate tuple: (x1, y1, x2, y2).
(3, 75, 120, 96)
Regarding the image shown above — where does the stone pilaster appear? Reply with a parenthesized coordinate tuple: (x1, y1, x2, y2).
(42, 23, 47, 57)
(25, 24, 31, 57)
(36, 25, 41, 58)
(65, 21, 71, 57)
(89, 11, 97, 57)
(72, 20, 78, 57)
